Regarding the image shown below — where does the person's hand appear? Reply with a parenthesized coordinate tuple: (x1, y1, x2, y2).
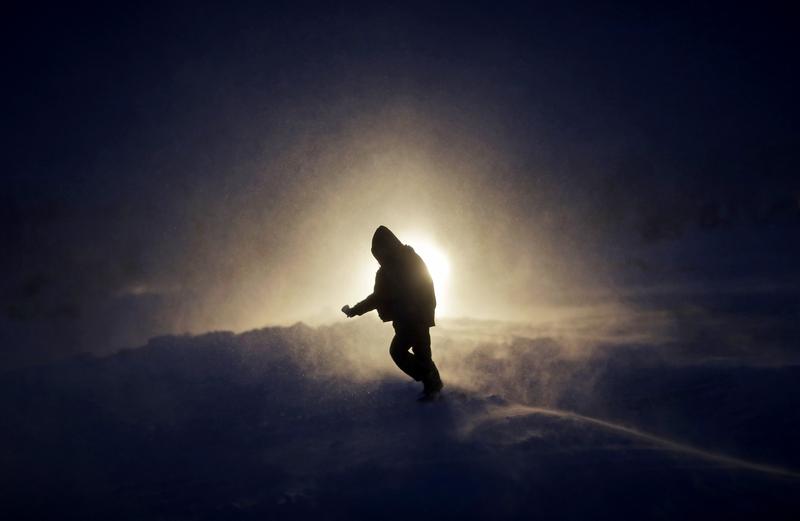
(341, 304, 355, 318)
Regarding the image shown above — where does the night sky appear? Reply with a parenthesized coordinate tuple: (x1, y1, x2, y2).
(4, 2, 799, 369)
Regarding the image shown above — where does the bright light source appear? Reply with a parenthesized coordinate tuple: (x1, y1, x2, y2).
(403, 235, 451, 316)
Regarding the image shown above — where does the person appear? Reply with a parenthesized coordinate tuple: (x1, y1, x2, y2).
(342, 226, 443, 398)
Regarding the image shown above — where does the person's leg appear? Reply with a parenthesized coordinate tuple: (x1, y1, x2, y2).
(409, 326, 442, 393)
(408, 326, 434, 374)
(389, 325, 426, 381)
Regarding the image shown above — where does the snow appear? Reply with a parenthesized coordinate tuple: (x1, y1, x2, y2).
(2, 320, 799, 519)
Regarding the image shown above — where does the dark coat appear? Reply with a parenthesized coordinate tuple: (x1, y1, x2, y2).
(351, 226, 437, 327)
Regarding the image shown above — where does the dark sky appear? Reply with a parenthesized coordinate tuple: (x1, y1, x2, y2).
(3, 2, 799, 369)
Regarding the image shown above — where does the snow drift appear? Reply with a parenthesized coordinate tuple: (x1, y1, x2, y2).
(2, 319, 799, 520)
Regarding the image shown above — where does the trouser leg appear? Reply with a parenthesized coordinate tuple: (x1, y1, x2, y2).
(389, 328, 425, 380)
(409, 327, 438, 378)
(389, 323, 438, 382)
(409, 327, 442, 393)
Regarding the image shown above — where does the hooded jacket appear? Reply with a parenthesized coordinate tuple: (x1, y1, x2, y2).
(350, 226, 437, 327)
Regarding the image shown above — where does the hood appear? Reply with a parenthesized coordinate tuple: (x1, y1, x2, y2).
(371, 225, 404, 265)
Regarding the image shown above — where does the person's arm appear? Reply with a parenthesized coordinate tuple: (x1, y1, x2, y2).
(342, 270, 383, 318)
(348, 293, 378, 316)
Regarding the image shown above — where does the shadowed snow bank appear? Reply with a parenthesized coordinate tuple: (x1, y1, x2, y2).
(2, 319, 800, 520)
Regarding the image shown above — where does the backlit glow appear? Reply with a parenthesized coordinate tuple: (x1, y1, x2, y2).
(404, 235, 451, 317)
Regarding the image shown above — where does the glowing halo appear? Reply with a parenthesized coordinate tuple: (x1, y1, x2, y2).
(402, 234, 451, 317)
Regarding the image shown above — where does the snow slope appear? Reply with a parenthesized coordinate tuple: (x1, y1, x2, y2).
(2, 321, 799, 520)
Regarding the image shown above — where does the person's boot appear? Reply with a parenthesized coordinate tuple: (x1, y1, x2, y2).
(422, 367, 443, 396)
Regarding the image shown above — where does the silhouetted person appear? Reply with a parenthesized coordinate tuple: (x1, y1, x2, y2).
(342, 226, 443, 398)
